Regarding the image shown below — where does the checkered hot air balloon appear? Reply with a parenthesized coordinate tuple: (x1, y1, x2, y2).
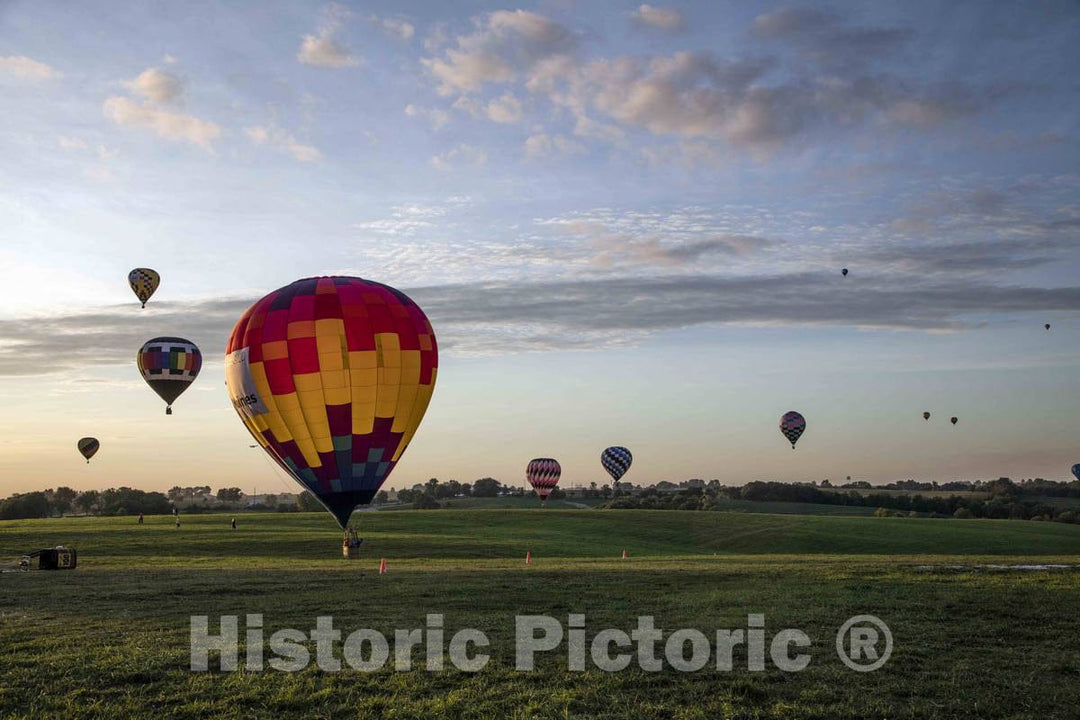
(601, 446, 632, 485)
(527, 458, 561, 505)
(128, 268, 160, 308)
(779, 411, 806, 449)
(137, 337, 201, 415)
(225, 277, 438, 529)
(77, 437, 99, 463)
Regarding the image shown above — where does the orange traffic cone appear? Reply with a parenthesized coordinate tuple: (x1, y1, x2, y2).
(379, 558, 387, 574)
(525, 551, 532, 565)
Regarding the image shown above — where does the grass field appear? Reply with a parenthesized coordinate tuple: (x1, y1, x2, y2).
(390, 495, 879, 515)
(2, 510, 1079, 719)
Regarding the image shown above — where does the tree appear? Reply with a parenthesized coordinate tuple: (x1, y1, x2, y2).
(0, 492, 51, 520)
(297, 492, 324, 512)
(75, 490, 100, 515)
(51, 487, 78, 516)
(472, 478, 502, 497)
(216, 487, 243, 502)
(413, 493, 440, 510)
(375, 490, 389, 505)
(97, 488, 171, 516)
(167, 486, 185, 502)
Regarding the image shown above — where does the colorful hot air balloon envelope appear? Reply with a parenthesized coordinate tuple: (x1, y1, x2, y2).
(841, 268, 849, 277)
(128, 268, 160, 308)
(780, 411, 806, 449)
(950, 416, 958, 425)
(77, 437, 99, 463)
(527, 458, 562, 503)
(923, 412, 931, 421)
(1072, 464, 1080, 482)
(137, 337, 201, 415)
(225, 276, 438, 529)
(601, 446, 633, 484)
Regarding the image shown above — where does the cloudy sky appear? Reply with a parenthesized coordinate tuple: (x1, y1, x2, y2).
(2, 1, 1079, 496)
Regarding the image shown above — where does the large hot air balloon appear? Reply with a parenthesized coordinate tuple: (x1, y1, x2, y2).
(601, 446, 632, 485)
(128, 268, 160, 308)
(137, 337, 201, 415)
(225, 276, 438, 529)
(527, 458, 561, 505)
(923, 412, 931, 421)
(1072, 464, 1080, 482)
(950, 416, 958, 425)
(780, 411, 806, 449)
(77, 437, 99, 463)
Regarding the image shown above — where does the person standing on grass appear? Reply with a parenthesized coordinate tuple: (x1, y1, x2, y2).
(138, 513, 144, 525)
(231, 518, 236, 530)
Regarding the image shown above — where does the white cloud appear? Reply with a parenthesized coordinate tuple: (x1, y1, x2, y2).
(298, 34, 359, 68)
(486, 92, 523, 124)
(524, 133, 585, 159)
(83, 166, 116, 183)
(421, 10, 576, 95)
(244, 124, 321, 163)
(630, 5, 686, 32)
(124, 67, 182, 104)
(405, 104, 450, 130)
(298, 4, 359, 68)
(370, 15, 415, 40)
(57, 136, 87, 151)
(0, 55, 60, 81)
(103, 96, 220, 149)
(431, 143, 488, 170)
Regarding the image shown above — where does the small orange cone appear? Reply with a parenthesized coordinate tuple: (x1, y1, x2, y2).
(622, 549, 628, 559)
(379, 558, 387, 574)
(525, 551, 532, 565)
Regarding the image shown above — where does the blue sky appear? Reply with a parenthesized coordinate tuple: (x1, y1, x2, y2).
(1, 1, 1079, 495)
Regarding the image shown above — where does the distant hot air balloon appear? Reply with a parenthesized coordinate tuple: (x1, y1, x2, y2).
(1045, 324, 1051, 331)
(137, 337, 201, 415)
(841, 268, 849, 277)
(225, 276, 438, 529)
(527, 458, 562, 505)
(77, 437, 99, 463)
(780, 411, 806, 449)
(950, 416, 958, 425)
(128, 268, 160, 308)
(923, 412, 931, 421)
(601, 446, 632, 486)
(1072, 464, 1080, 482)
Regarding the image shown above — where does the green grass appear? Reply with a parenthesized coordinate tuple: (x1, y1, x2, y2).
(1, 511, 1079, 719)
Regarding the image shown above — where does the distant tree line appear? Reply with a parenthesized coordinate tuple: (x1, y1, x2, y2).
(0, 487, 173, 520)
(838, 477, 1080, 498)
(391, 478, 565, 510)
(0, 485, 307, 520)
(603, 478, 1080, 523)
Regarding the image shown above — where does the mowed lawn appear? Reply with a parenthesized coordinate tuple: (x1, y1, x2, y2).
(1, 510, 1079, 719)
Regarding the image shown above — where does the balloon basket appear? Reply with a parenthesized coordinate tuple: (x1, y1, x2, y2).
(342, 528, 362, 560)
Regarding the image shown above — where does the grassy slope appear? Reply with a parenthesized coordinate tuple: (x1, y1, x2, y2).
(1, 511, 1079, 719)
